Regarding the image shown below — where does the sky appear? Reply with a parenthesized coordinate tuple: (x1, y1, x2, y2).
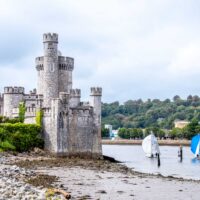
(0, 0, 200, 103)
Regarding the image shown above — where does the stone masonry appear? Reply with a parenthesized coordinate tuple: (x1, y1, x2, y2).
(0, 33, 102, 157)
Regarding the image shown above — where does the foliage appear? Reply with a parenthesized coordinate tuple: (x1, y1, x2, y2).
(0, 123, 43, 152)
(18, 102, 26, 123)
(118, 128, 144, 139)
(36, 109, 43, 126)
(168, 128, 183, 139)
(101, 128, 110, 138)
(168, 119, 200, 140)
(0, 140, 16, 151)
(102, 95, 200, 129)
(0, 116, 20, 124)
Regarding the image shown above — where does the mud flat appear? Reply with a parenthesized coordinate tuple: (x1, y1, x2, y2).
(102, 139, 190, 146)
(0, 151, 199, 200)
(0, 153, 200, 200)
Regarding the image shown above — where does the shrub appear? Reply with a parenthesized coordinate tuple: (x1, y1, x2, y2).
(0, 140, 16, 151)
(19, 102, 26, 123)
(0, 123, 44, 152)
(36, 110, 43, 126)
(0, 116, 20, 124)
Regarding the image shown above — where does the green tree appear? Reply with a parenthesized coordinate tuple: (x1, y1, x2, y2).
(169, 128, 183, 139)
(101, 128, 110, 138)
(18, 102, 26, 123)
(36, 109, 43, 126)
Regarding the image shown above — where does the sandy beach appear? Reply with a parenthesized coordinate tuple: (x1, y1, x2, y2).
(0, 151, 199, 200)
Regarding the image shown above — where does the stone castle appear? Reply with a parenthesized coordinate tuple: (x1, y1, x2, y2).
(0, 33, 102, 157)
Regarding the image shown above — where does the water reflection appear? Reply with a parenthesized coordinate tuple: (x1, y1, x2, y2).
(191, 158, 200, 164)
(102, 145, 200, 180)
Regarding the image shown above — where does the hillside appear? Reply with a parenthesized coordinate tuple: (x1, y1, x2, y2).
(102, 95, 200, 129)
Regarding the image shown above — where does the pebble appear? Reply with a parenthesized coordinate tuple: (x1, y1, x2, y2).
(0, 155, 65, 200)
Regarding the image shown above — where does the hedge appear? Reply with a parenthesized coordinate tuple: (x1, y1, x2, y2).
(0, 123, 44, 152)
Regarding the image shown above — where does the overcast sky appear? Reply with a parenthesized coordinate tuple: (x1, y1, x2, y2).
(0, 0, 200, 103)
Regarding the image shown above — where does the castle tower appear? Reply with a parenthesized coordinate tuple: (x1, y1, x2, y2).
(43, 33, 59, 107)
(90, 87, 102, 154)
(58, 56, 74, 93)
(69, 89, 81, 107)
(36, 56, 44, 95)
(3, 87, 24, 117)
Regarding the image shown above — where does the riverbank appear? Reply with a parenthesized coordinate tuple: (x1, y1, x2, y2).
(102, 139, 190, 146)
(0, 151, 199, 199)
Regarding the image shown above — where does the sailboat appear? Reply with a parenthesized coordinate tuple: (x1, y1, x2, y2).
(191, 134, 200, 157)
(142, 133, 160, 158)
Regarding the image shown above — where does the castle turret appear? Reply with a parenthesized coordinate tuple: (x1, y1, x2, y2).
(69, 89, 81, 107)
(43, 33, 59, 107)
(3, 86, 24, 117)
(90, 87, 102, 155)
(35, 56, 44, 95)
(58, 56, 74, 93)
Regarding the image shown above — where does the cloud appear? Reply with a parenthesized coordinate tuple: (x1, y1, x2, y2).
(0, 0, 200, 102)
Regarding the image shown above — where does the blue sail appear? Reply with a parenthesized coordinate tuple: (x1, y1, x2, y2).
(191, 134, 200, 155)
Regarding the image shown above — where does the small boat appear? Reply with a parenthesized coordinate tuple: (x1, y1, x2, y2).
(191, 134, 200, 158)
(142, 133, 160, 158)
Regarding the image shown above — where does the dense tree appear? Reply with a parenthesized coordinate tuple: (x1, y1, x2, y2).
(173, 95, 181, 102)
(101, 128, 110, 138)
(102, 95, 200, 130)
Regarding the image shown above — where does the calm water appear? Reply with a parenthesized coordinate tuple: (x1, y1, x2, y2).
(102, 145, 200, 180)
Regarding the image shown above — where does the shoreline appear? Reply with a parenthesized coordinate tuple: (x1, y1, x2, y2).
(102, 139, 191, 146)
(0, 151, 199, 199)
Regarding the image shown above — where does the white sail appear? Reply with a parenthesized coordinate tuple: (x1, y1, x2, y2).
(142, 134, 160, 157)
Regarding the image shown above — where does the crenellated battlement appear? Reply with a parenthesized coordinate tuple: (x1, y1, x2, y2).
(24, 93, 42, 100)
(43, 107, 51, 113)
(35, 56, 44, 62)
(70, 107, 93, 116)
(43, 33, 58, 43)
(4, 86, 25, 94)
(26, 107, 36, 113)
(0, 32, 103, 156)
(90, 87, 102, 96)
(58, 56, 74, 63)
(70, 89, 81, 97)
(59, 57, 74, 71)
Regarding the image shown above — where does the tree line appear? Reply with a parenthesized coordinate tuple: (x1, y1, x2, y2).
(104, 119, 200, 140)
(102, 95, 200, 130)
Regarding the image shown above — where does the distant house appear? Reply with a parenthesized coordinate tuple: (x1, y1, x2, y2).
(112, 130, 119, 138)
(174, 120, 189, 129)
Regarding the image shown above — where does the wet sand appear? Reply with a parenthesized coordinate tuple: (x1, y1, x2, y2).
(9, 152, 199, 200)
(37, 166, 199, 200)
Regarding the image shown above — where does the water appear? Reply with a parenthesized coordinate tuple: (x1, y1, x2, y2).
(102, 145, 200, 180)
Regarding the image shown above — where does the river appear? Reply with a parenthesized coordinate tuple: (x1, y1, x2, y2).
(102, 145, 200, 180)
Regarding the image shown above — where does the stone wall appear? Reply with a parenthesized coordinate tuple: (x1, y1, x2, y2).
(3, 87, 24, 118)
(0, 93, 3, 115)
(89, 87, 102, 155)
(68, 107, 98, 156)
(44, 93, 102, 157)
(42, 107, 52, 150)
(24, 107, 37, 124)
